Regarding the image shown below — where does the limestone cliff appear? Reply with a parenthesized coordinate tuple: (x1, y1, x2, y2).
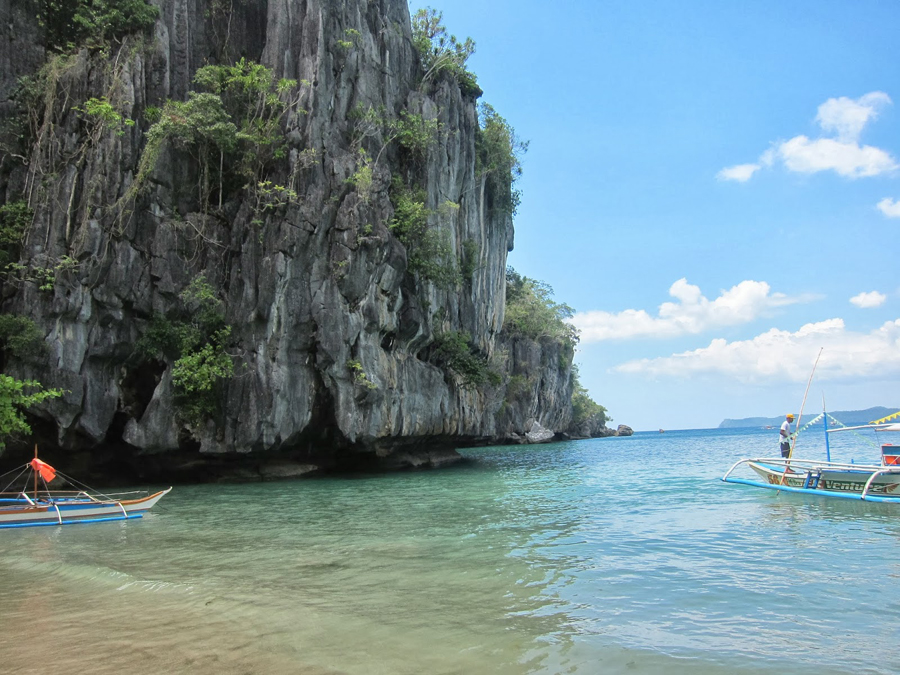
(0, 0, 582, 479)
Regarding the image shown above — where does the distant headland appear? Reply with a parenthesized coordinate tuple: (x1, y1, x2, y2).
(719, 406, 898, 429)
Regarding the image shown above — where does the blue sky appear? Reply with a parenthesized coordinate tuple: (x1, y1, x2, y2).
(416, 0, 900, 430)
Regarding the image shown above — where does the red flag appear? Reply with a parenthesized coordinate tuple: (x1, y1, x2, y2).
(29, 458, 56, 483)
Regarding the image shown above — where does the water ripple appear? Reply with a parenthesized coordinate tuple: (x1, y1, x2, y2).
(1, 428, 899, 673)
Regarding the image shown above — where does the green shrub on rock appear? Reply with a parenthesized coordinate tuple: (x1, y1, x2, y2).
(0, 201, 33, 266)
(134, 276, 234, 424)
(0, 315, 44, 360)
(127, 59, 301, 213)
(389, 177, 460, 288)
(432, 331, 500, 387)
(39, 0, 159, 52)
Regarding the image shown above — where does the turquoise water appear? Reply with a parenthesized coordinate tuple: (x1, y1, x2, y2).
(2, 427, 899, 674)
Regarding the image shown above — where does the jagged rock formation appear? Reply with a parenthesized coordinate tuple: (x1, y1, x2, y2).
(567, 413, 617, 440)
(0, 0, 584, 480)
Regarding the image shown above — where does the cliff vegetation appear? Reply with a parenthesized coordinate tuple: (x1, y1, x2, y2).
(0, 0, 609, 480)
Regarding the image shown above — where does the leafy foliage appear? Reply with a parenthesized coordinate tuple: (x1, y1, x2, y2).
(4, 256, 79, 293)
(171, 327, 234, 421)
(133, 92, 237, 209)
(411, 8, 478, 93)
(0, 304, 57, 453)
(432, 331, 500, 387)
(77, 96, 136, 137)
(0, 375, 61, 450)
(460, 240, 479, 280)
(389, 178, 429, 241)
(503, 268, 607, 426)
(393, 111, 441, 159)
(157, 93, 237, 153)
(477, 103, 527, 216)
(389, 177, 460, 287)
(0, 201, 33, 266)
(134, 276, 234, 424)
(336, 28, 361, 51)
(128, 59, 300, 212)
(348, 103, 385, 150)
(504, 267, 578, 348)
(39, 0, 159, 52)
(1, 55, 77, 169)
(346, 359, 378, 390)
(252, 180, 299, 226)
(194, 58, 297, 126)
(571, 367, 608, 426)
(348, 104, 441, 177)
(0, 315, 44, 360)
(348, 149, 374, 203)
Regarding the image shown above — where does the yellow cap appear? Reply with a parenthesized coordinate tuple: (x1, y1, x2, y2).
(786, 413, 795, 420)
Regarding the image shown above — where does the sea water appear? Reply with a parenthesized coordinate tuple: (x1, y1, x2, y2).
(1, 427, 899, 674)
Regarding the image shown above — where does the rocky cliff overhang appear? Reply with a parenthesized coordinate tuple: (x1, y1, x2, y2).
(0, 0, 576, 480)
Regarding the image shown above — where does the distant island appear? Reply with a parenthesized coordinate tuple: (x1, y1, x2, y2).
(719, 406, 898, 429)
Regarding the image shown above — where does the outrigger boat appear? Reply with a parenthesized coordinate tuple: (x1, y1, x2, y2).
(0, 450, 171, 529)
(723, 410, 900, 503)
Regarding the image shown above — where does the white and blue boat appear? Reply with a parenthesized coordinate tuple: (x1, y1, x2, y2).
(0, 452, 171, 528)
(723, 411, 900, 503)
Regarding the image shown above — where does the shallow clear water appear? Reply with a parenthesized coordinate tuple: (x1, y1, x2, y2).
(2, 427, 899, 674)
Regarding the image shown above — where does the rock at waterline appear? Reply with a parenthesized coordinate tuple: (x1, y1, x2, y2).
(525, 421, 556, 444)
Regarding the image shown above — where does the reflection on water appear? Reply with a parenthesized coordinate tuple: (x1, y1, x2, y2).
(1, 428, 899, 674)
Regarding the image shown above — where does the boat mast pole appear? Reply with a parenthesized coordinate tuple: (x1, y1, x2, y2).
(779, 349, 824, 487)
(33, 444, 38, 500)
(788, 348, 823, 461)
(823, 393, 831, 462)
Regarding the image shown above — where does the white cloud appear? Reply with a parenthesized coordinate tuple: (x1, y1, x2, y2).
(850, 291, 887, 308)
(815, 92, 891, 142)
(877, 197, 900, 218)
(775, 135, 897, 178)
(717, 163, 761, 182)
(573, 279, 810, 342)
(719, 92, 897, 180)
(615, 318, 900, 384)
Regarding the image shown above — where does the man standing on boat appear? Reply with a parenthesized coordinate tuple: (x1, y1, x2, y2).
(780, 414, 795, 458)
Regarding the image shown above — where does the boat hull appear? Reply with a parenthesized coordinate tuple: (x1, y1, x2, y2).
(747, 462, 900, 497)
(0, 488, 172, 528)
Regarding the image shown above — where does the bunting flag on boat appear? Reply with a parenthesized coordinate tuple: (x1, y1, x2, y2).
(794, 412, 824, 436)
(29, 458, 56, 483)
(870, 410, 900, 425)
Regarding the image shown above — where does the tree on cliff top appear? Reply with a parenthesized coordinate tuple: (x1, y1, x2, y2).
(411, 7, 479, 94)
(504, 267, 578, 349)
(477, 103, 527, 217)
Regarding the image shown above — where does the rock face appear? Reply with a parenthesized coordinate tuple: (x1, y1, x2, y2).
(616, 425, 634, 437)
(568, 413, 616, 439)
(0, 0, 576, 479)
